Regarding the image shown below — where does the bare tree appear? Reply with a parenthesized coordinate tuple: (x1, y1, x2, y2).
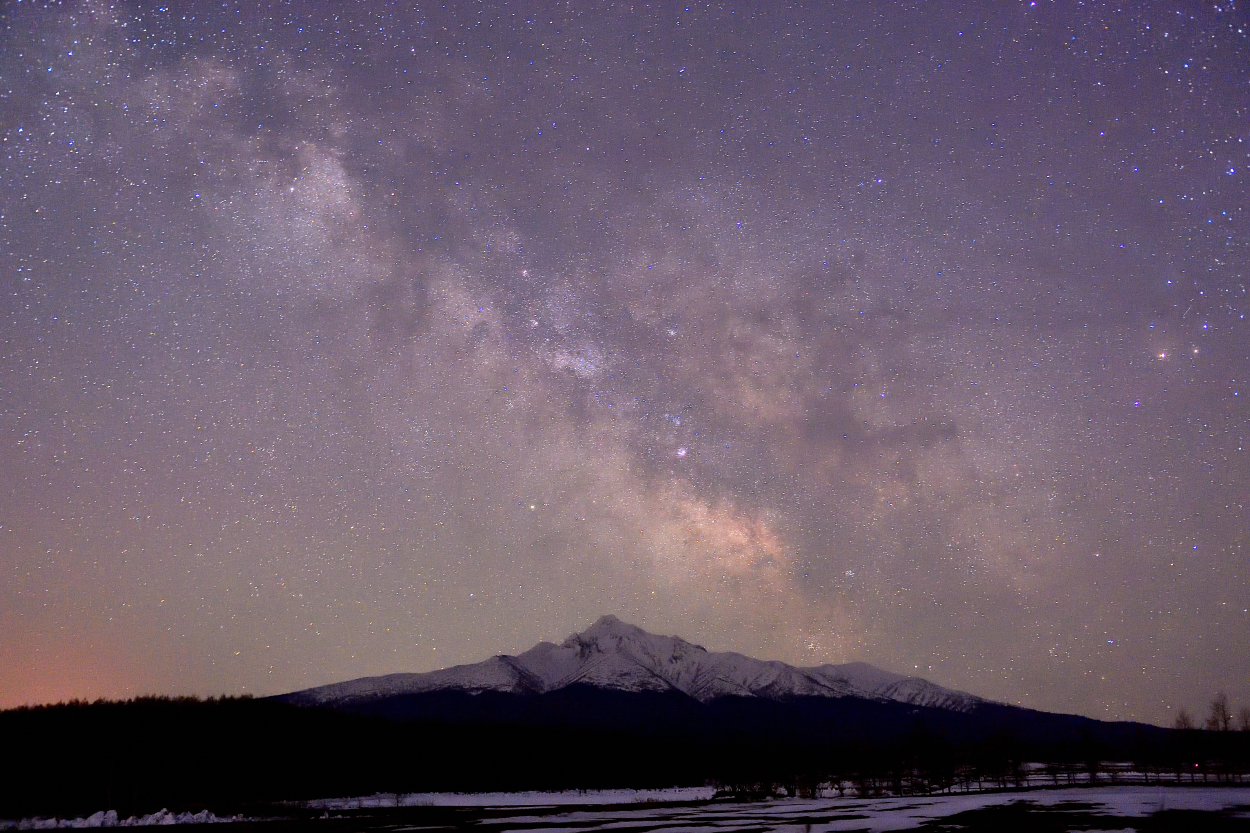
(1238, 706, 1250, 732)
(1206, 692, 1232, 731)
(1174, 708, 1195, 730)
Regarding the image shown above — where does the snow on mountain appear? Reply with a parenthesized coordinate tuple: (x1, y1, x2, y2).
(283, 615, 987, 712)
(808, 662, 984, 712)
(284, 655, 543, 705)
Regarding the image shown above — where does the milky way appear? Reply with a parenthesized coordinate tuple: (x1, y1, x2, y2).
(1, 1, 1246, 724)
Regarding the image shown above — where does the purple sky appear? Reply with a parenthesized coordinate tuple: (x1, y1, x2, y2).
(1, 0, 1246, 725)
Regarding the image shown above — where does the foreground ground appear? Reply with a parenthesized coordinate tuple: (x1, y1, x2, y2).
(6, 786, 1250, 832)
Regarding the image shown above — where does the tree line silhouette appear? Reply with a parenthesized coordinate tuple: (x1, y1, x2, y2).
(1, 693, 1247, 820)
(1172, 692, 1250, 732)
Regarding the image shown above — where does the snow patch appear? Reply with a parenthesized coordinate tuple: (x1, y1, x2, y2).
(3, 810, 245, 830)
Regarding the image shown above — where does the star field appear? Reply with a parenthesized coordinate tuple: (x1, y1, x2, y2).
(1, 0, 1246, 724)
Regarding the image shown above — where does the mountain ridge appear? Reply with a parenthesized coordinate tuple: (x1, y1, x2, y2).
(281, 615, 986, 713)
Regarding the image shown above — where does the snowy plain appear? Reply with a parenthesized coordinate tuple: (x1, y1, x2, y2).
(456, 787, 1250, 831)
(305, 786, 1250, 830)
(10, 786, 1250, 831)
(301, 786, 718, 808)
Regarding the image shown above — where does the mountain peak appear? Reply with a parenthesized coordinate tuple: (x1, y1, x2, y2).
(581, 614, 636, 637)
(573, 614, 689, 646)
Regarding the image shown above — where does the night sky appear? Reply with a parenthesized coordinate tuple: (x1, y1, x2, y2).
(1, 1, 1246, 725)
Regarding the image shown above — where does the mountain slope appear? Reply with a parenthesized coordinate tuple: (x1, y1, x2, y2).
(280, 615, 985, 712)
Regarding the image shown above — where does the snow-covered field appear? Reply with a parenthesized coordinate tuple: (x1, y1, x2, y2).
(302, 785, 718, 808)
(8, 785, 1250, 830)
(468, 787, 1248, 832)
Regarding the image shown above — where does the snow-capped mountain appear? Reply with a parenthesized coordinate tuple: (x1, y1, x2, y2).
(283, 615, 986, 713)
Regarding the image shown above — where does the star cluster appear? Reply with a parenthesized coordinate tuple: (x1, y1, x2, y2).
(1, 1, 1246, 724)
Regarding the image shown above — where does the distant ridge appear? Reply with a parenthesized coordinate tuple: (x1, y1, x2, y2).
(280, 615, 986, 713)
(5, 618, 1189, 821)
